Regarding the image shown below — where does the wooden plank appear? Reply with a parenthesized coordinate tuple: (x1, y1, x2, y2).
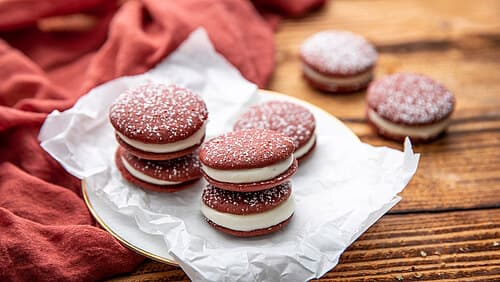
(356, 119, 500, 213)
(272, 0, 500, 118)
(108, 209, 500, 281)
(107, 0, 500, 280)
(269, 0, 500, 213)
(106, 262, 189, 282)
(320, 209, 500, 281)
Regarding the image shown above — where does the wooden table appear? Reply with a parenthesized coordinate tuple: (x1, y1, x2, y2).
(109, 0, 500, 280)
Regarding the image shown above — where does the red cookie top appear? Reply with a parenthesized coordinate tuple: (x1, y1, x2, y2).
(202, 182, 292, 215)
(233, 101, 315, 149)
(119, 147, 201, 181)
(367, 73, 455, 125)
(199, 129, 295, 170)
(300, 30, 377, 76)
(109, 83, 208, 144)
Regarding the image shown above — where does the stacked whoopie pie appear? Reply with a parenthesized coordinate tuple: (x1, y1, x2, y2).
(109, 83, 208, 192)
(199, 129, 298, 237)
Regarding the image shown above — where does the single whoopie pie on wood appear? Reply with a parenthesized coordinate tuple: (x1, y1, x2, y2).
(109, 83, 208, 160)
(201, 182, 295, 237)
(300, 30, 378, 93)
(115, 146, 202, 193)
(366, 73, 455, 142)
(199, 129, 298, 192)
(233, 100, 316, 161)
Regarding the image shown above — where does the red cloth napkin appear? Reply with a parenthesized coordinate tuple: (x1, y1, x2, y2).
(0, 0, 324, 280)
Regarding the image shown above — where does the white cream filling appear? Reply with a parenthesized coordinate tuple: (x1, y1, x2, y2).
(302, 63, 373, 87)
(116, 122, 206, 153)
(368, 109, 450, 139)
(202, 156, 294, 184)
(201, 195, 295, 231)
(294, 133, 316, 159)
(121, 156, 181, 185)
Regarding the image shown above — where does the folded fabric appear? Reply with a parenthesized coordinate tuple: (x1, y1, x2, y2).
(0, 0, 324, 280)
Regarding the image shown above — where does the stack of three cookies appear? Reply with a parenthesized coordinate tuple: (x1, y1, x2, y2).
(199, 129, 298, 237)
(109, 83, 208, 192)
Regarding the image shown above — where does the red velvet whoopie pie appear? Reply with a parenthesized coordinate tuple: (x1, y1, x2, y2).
(200, 182, 295, 237)
(115, 146, 202, 193)
(233, 100, 316, 161)
(109, 83, 208, 160)
(300, 30, 377, 93)
(199, 129, 298, 192)
(366, 73, 455, 142)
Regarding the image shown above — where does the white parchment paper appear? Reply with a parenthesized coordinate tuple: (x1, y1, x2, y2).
(39, 28, 419, 281)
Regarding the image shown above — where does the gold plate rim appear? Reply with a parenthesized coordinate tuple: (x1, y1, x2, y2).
(81, 89, 356, 266)
(82, 181, 178, 265)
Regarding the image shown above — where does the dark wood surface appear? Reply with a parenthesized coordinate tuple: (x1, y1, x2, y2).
(109, 0, 500, 280)
(108, 210, 500, 281)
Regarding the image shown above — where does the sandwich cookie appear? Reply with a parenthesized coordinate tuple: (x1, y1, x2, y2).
(233, 100, 316, 161)
(300, 30, 377, 93)
(199, 129, 298, 192)
(201, 182, 294, 237)
(115, 146, 202, 192)
(109, 83, 208, 160)
(366, 73, 455, 142)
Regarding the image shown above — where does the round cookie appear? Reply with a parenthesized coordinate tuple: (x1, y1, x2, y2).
(109, 83, 208, 159)
(201, 183, 294, 237)
(366, 73, 455, 142)
(300, 30, 378, 93)
(199, 129, 297, 192)
(233, 100, 316, 161)
(115, 147, 202, 192)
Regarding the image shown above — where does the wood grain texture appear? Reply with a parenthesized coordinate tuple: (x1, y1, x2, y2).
(108, 0, 500, 280)
(107, 261, 189, 282)
(110, 209, 500, 281)
(269, 0, 500, 213)
(320, 209, 500, 281)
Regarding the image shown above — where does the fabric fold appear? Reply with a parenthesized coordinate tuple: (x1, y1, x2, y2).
(0, 0, 325, 280)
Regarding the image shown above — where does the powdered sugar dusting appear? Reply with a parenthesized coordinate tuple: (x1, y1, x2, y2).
(122, 149, 201, 181)
(300, 30, 377, 75)
(199, 129, 295, 170)
(234, 101, 315, 149)
(202, 182, 291, 214)
(109, 83, 208, 143)
(367, 73, 455, 124)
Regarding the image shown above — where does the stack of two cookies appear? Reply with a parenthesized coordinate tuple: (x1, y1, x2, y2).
(109, 83, 208, 192)
(199, 129, 298, 237)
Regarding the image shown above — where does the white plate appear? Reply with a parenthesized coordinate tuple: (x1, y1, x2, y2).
(82, 90, 359, 265)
